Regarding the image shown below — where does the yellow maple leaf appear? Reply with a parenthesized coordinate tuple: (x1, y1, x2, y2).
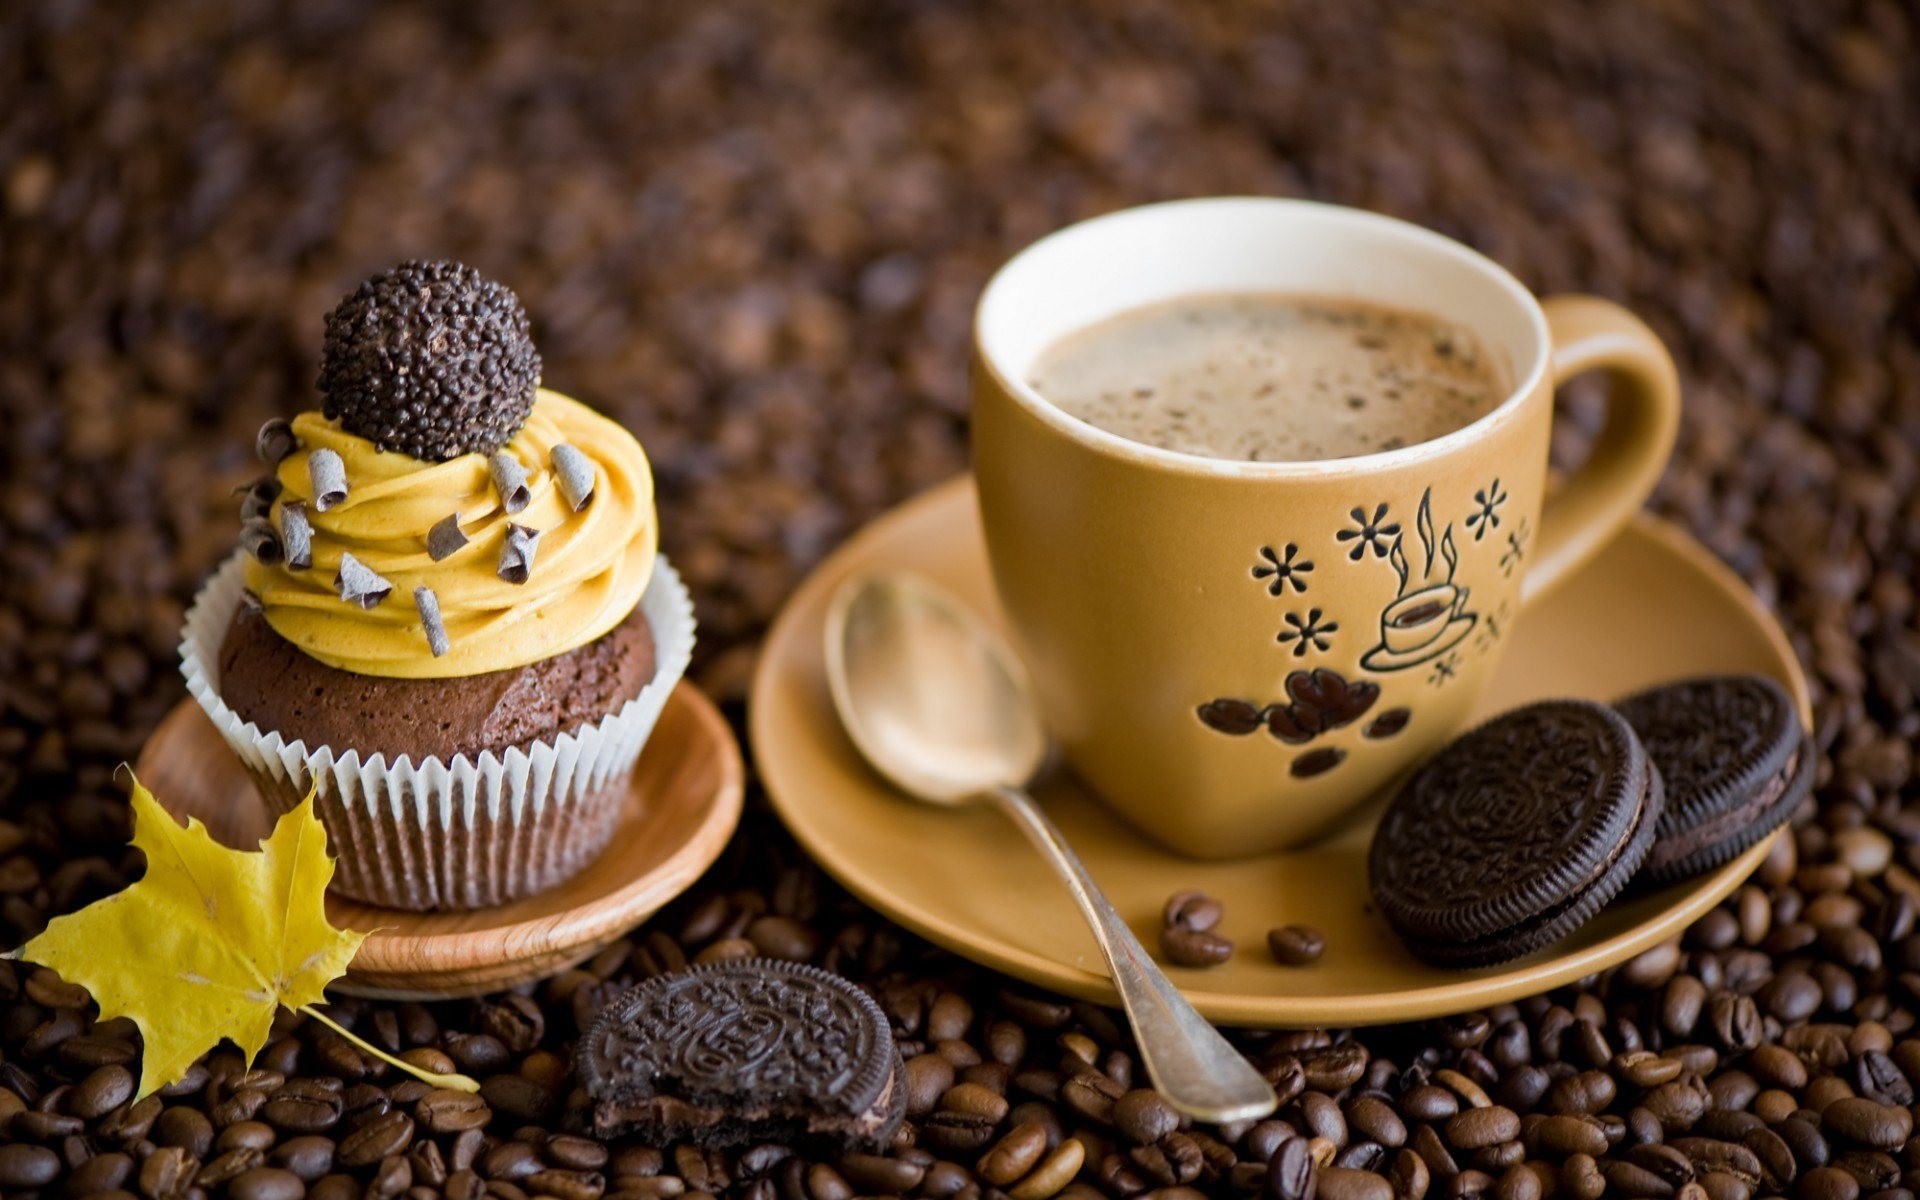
(15, 777, 473, 1098)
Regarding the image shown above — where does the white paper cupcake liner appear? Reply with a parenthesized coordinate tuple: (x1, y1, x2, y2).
(180, 550, 696, 910)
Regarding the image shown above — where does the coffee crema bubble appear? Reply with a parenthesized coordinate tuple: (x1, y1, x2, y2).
(1027, 292, 1511, 463)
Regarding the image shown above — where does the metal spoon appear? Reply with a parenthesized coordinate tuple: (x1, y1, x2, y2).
(825, 570, 1277, 1123)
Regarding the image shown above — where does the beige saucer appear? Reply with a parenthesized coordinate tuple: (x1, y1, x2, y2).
(134, 682, 744, 1001)
(750, 477, 1809, 1028)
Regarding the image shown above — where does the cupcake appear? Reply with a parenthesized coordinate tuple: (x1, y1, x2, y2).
(181, 261, 694, 911)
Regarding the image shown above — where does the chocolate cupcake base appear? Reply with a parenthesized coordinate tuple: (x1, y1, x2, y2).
(181, 551, 697, 913)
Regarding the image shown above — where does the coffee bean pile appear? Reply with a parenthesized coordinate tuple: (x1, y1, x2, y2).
(2, 1, 1917, 1198)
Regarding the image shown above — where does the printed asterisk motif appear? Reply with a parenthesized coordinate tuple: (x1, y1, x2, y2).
(1336, 503, 1401, 561)
(1474, 603, 1509, 651)
(1277, 608, 1339, 657)
(1465, 479, 1507, 540)
(1499, 518, 1532, 577)
(1252, 544, 1314, 595)
(1429, 653, 1461, 687)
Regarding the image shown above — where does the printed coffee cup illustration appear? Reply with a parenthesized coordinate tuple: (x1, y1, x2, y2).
(1361, 490, 1477, 671)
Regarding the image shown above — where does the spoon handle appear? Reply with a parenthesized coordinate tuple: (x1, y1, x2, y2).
(987, 785, 1277, 1124)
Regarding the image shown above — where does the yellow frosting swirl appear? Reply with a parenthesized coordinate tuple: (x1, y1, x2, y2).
(245, 390, 657, 678)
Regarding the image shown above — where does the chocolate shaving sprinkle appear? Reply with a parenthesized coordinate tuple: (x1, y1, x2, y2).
(498, 523, 541, 584)
(280, 501, 313, 570)
(255, 417, 298, 465)
(427, 513, 469, 561)
(334, 551, 392, 609)
(240, 518, 283, 565)
(551, 443, 595, 511)
(308, 448, 348, 512)
(414, 586, 450, 657)
(489, 451, 531, 514)
(238, 477, 282, 523)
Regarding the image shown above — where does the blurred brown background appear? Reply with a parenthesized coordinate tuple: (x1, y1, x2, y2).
(1, 0, 1917, 1117)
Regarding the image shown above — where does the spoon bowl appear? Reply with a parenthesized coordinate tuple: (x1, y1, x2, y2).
(825, 572, 1047, 803)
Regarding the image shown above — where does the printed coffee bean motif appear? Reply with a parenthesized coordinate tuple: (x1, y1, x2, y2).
(1363, 707, 1412, 739)
(1290, 747, 1347, 778)
(1266, 669, 1379, 743)
(1194, 698, 1266, 736)
(1197, 669, 1378, 775)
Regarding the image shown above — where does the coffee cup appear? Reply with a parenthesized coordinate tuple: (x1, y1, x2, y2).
(971, 197, 1679, 857)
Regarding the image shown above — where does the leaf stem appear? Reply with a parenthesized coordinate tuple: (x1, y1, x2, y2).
(300, 1005, 481, 1093)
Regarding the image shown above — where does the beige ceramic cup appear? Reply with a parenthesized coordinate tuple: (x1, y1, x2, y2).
(972, 198, 1679, 859)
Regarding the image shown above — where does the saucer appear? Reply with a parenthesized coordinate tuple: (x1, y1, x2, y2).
(134, 682, 744, 1001)
(750, 477, 1809, 1027)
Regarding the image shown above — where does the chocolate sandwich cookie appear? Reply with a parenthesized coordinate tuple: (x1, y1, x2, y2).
(1616, 673, 1812, 886)
(1369, 699, 1664, 968)
(579, 959, 905, 1152)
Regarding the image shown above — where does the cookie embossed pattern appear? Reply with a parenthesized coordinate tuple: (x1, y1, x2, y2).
(580, 959, 906, 1153)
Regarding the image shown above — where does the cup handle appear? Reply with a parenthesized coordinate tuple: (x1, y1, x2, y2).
(1520, 295, 1681, 608)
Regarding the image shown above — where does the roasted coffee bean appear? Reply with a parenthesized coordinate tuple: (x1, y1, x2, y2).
(271, 1135, 336, 1181)
(1317, 1164, 1393, 1200)
(479, 1074, 556, 1121)
(979, 1122, 1048, 1185)
(545, 1135, 610, 1172)
(527, 1168, 606, 1200)
(1821, 1097, 1911, 1148)
(1446, 1107, 1521, 1151)
(1268, 926, 1327, 966)
(0, 1144, 60, 1188)
(219, 1120, 279, 1153)
(416, 1087, 491, 1132)
(339, 1110, 415, 1167)
(836, 1152, 923, 1193)
(13, 1108, 81, 1139)
(1300, 1045, 1364, 1092)
(484, 1142, 544, 1182)
(1527, 1115, 1609, 1159)
(66, 1063, 134, 1118)
(1404, 1084, 1461, 1123)
(1159, 923, 1234, 968)
(140, 1145, 198, 1198)
(1265, 1137, 1316, 1200)
(1387, 1147, 1429, 1200)
(1113, 1089, 1180, 1145)
(228, 1166, 305, 1200)
(1163, 891, 1224, 933)
(1346, 1097, 1406, 1149)
(70, 1150, 135, 1194)
(478, 995, 545, 1052)
(198, 1147, 267, 1187)
(263, 1082, 343, 1132)
(1797, 1165, 1861, 1200)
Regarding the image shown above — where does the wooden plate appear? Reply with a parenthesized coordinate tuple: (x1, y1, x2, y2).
(749, 476, 1809, 1027)
(135, 682, 743, 1000)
